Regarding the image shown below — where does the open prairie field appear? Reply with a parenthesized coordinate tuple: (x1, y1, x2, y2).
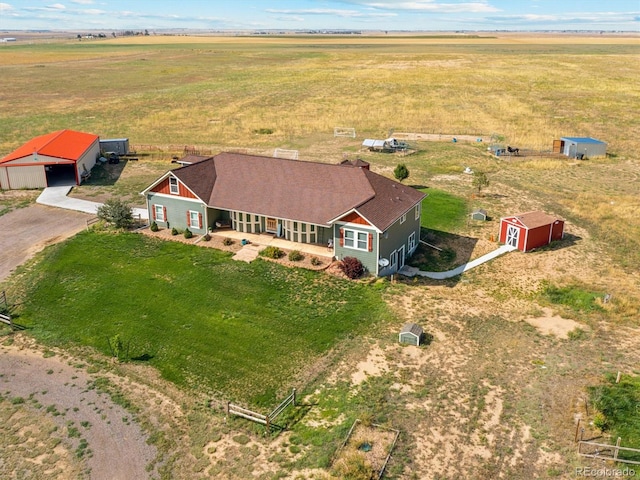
(1, 34, 640, 479)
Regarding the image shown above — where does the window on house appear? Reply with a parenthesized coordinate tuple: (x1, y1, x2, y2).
(408, 232, 416, 251)
(169, 177, 179, 194)
(154, 204, 165, 221)
(400, 213, 406, 224)
(189, 211, 200, 229)
(415, 204, 421, 220)
(343, 228, 369, 251)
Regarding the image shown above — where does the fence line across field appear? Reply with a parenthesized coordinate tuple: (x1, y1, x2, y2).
(578, 438, 640, 466)
(227, 388, 296, 433)
(0, 290, 13, 329)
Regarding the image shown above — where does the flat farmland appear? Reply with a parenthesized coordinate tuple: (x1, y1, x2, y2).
(1, 34, 640, 479)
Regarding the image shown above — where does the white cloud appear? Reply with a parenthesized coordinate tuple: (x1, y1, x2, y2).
(338, 0, 501, 14)
(266, 8, 396, 18)
(46, 3, 66, 10)
(70, 0, 94, 4)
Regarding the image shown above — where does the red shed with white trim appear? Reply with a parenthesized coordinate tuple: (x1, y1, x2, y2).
(499, 211, 564, 252)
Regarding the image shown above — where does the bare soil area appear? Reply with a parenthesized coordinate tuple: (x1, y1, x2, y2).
(0, 336, 157, 480)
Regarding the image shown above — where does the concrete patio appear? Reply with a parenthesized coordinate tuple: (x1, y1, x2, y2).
(211, 229, 334, 260)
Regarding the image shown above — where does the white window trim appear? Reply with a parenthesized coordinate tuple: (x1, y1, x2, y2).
(169, 176, 179, 195)
(400, 213, 407, 224)
(343, 228, 369, 251)
(189, 210, 200, 229)
(415, 204, 420, 220)
(154, 204, 165, 221)
(408, 232, 416, 252)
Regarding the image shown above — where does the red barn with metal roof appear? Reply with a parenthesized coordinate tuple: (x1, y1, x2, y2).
(499, 211, 564, 252)
(0, 129, 100, 189)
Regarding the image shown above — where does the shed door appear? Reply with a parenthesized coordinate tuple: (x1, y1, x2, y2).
(506, 225, 519, 248)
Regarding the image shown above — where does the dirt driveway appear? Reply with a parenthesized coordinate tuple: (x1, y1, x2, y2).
(0, 338, 158, 479)
(0, 205, 89, 283)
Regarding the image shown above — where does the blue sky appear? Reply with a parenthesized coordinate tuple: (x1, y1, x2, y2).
(1, 1, 638, 31)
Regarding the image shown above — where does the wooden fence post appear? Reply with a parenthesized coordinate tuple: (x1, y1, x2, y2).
(616, 371, 622, 384)
(574, 418, 581, 442)
(614, 437, 621, 460)
(292, 388, 296, 407)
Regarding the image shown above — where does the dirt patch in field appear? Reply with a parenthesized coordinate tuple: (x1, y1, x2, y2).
(524, 307, 585, 339)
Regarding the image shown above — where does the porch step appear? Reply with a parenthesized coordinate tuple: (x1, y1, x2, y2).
(232, 244, 261, 263)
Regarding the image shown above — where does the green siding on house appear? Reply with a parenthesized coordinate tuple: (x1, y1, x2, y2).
(379, 204, 422, 274)
(334, 224, 378, 275)
(147, 193, 207, 235)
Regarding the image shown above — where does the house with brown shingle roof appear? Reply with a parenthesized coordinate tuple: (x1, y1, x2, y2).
(141, 152, 426, 276)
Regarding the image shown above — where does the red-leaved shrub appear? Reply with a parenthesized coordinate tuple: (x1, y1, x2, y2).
(340, 256, 364, 279)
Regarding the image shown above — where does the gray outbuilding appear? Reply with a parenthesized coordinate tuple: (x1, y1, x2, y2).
(399, 323, 423, 346)
(471, 209, 488, 221)
(99, 138, 130, 155)
(557, 137, 607, 159)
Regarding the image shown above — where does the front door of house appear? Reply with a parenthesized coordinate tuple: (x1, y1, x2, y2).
(506, 225, 519, 248)
(398, 245, 405, 269)
(266, 217, 277, 233)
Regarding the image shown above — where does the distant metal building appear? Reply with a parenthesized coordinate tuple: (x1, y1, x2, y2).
(99, 138, 129, 155)
(554, 137, 607, 159)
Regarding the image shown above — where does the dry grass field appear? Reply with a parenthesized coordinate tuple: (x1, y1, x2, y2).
(1, 33, 640, 479)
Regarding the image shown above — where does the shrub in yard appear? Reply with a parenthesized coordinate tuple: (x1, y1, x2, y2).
(310, 256, 322, 266)
(592, 411, 608, 432)
(222, 237, 234, 246)
(171, 227, 179, 236)
(184, 228, 193, 239)
(288, 250, 304, 262)
(96, 198, 133, 229)
(340, 257, 364, 279)
(260, 246, 284, 259)
(150, 221, 159, 232)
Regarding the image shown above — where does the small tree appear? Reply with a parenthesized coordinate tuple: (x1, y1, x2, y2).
(96, 198, 133, 229)
(394, 163, 409, 183)
(472, 171, 489, 194)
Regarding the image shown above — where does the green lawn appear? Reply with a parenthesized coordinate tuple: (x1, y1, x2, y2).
(14, 231, 391, 406)
(420, 188, 468, 233)
(589, 373, 640, 463)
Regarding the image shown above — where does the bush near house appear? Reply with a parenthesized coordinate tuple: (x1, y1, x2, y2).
(340, 257, 365, 279)
(96, 198, 133, 229)
(260, 245, 285, 259)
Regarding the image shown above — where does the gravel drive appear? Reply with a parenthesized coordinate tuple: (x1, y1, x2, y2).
(0, 340, 157, 479)
(0, 204, 89, 283)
